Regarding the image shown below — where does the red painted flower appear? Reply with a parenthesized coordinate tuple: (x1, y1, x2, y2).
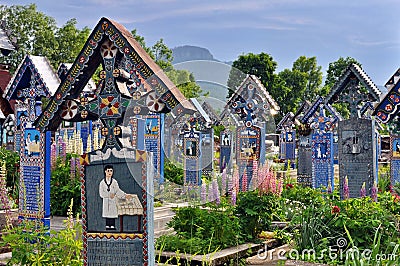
(332, 205, 340, 214)
(394, 195, 400, 203)
(285, 183, 293, 189)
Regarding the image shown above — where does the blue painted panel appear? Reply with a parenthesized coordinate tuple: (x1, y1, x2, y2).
(312, 132, 334, 190)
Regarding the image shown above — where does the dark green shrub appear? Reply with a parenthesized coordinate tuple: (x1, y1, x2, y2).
(234, 190, 279, 241)
(157, 203, 242, 254)
(50, 154, 81, 216)
(164, 159, 184, 185)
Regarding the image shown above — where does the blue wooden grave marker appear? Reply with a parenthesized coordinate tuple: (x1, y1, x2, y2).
(390, 135, 400, 185)
(4, 55, 59, 227)
(236, 125, 261, 191)
(220, 130, 233, 172)
(143, 114, 164, 184)
(326, 64, 381, 198)
(183, 130, 202, 185)
(35, 18, 193, 266)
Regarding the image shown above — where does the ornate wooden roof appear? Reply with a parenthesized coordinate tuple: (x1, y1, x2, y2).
(373, 68, 400, 123)
(276, 112, 295, 132)
(3, 55, 59, 100)
(325, 63, 381, 118)
(35, 17, 194, 131)
(301, 96, 342, 125)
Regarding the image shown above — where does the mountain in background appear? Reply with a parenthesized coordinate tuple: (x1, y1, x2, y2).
(172, 45, 232, 101)
(172, 45, 216, 64)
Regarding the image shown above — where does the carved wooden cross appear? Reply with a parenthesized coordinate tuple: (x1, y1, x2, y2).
(338, 77, 369, 118)
(311, 105, 335, 133)
(17, 74, 48, 122)
(231, 83, 270, 127)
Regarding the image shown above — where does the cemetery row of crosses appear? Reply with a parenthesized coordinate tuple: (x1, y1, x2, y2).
(0, 16, 400, 266)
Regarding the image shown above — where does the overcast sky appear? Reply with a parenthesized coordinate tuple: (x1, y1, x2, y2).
(2, 0, 400, 86)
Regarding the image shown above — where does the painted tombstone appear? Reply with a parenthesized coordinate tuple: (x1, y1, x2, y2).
(83, 149, 153, 265)
(300, 97, 341, 189)
(390, 135, 400, 185)
(226, 75, 278, 187)
(220, 130, 233, 172)
(293, 101, 312, 186)
(200, 127, 213, 178)
(297, 127, 312, 187)
(236, 125, 261, 190)
(3, 55, 59, 226)
(142, 114, 164, 184)
(374, 68, 400, 186)
(326, 64, 381, 198)
(35, 18, 193, 265)
(190, 98, 213, 179)
(276, 112, 296, 167)
(183, 129, 201, 185)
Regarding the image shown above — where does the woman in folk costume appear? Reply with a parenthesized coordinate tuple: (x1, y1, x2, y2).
(99, 164, 132, 230)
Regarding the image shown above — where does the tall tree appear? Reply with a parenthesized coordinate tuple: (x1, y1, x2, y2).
(324, 56, 361, 88)
(276, 69, 307, 115)
(227, 52, 278, 98)
(0, 4, 57, 72)
(151, 38, 173, 70)
(0, 4, 90, 73)
(292, 56, 323, 101)
(52, 19, 90, 69)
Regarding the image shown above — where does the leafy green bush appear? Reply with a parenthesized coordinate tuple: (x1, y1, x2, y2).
(164, 159, 184, 185)
(281, 184, 325, 207)
(234, 190, 279, 241)
(289, 193, 400, 264)
(1, 200, 83, 265)
(50, 154, 81, 216)
(0, 147, 20, 206)
(157, 203, 242, 254)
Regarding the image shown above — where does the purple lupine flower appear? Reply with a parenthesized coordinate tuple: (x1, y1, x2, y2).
(252, 159, 258, 189)
(201, 183, 207, 203)
(327, 181, 332, 194)
(371, 181, 378, 202)
(277, 177, 283, 196)
(61, 141, 67, 162)
(360, 182, 366, 198)
(212, 179, 220, 205)
(50, 143, 57, 170)
(76, 157, 81, 175)
(70, 157, 76, 179)
(343, 176, 349, 200)
(242, 171, 248, 192)
(221, 168, 227, 195)
(231, 187, 237, 205)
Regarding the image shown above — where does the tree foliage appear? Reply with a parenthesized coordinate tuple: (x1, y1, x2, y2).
(0, 4, 89, 72)
(324, 56, 361, 88)
(227, 52, 277, 98)
(292, 56, 323, 101)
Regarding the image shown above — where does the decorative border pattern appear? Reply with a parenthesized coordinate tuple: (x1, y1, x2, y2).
(36, 18, 180, 131)
(5, 55, 52, 101)
(18, 116, 47, 220)
(81, 152, 149, 266)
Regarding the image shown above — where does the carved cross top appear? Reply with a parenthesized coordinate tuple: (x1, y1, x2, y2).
(338, 78, 369, 118)
(231, 83, 270, 126)
(17, 74, 47, 122)
(311, 105, 335, 133)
